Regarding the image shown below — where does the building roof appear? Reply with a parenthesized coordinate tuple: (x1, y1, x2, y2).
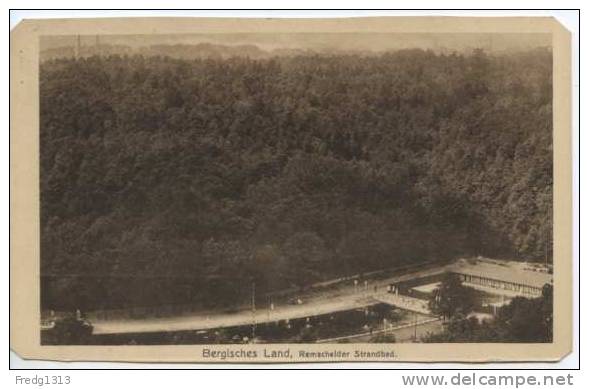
(450, 258, 552, 289)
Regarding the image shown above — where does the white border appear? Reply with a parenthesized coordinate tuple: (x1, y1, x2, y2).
(6, 8, 579, 372)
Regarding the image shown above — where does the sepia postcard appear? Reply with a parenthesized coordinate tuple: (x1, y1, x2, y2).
(10, 16, 572, 363)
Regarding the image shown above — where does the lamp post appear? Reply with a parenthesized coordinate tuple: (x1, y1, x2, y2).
(251, 281, 256, 341)
(413, 311, 417, 341)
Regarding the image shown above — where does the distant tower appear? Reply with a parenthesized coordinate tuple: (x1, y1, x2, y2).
(74, 35, 81, 59)
(432, 35, 440, 54)
(487, 35, 493, 53)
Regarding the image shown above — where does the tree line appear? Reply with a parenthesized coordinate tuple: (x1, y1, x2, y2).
(40, 47, 552, 311)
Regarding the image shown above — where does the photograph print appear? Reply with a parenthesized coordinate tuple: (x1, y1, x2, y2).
(38, 28, 555, 348)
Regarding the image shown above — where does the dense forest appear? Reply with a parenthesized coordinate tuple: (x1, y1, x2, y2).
(40, 47, 553, 311)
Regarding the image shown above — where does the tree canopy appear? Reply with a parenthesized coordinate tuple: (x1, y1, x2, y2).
(428, 273, 480, 319)
(40, 48, 552, 311)
(424, 283, 553, 342)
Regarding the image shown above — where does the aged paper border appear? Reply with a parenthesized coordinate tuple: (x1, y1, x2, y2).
(10, 16, 572, 363)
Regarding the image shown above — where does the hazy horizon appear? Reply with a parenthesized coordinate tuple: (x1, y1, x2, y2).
(41, 32, 551, 54)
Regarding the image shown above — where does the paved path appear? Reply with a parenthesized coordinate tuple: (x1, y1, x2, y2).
(91, 264, 449, 335)
(93, 295, 378, 335)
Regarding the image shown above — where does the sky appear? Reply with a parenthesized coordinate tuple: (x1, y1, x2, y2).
(41, 32, 551, 53)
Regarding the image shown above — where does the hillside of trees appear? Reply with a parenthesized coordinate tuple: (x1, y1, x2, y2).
(41, 43, 356, 62)
(40, 47, 552, 311)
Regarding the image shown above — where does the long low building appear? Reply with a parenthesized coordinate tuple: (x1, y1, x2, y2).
(449, 258, 552, 298)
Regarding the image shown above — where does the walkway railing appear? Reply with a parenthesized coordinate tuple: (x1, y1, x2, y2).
(316, 317, 440, 343)
(373, 293, 431, 315)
